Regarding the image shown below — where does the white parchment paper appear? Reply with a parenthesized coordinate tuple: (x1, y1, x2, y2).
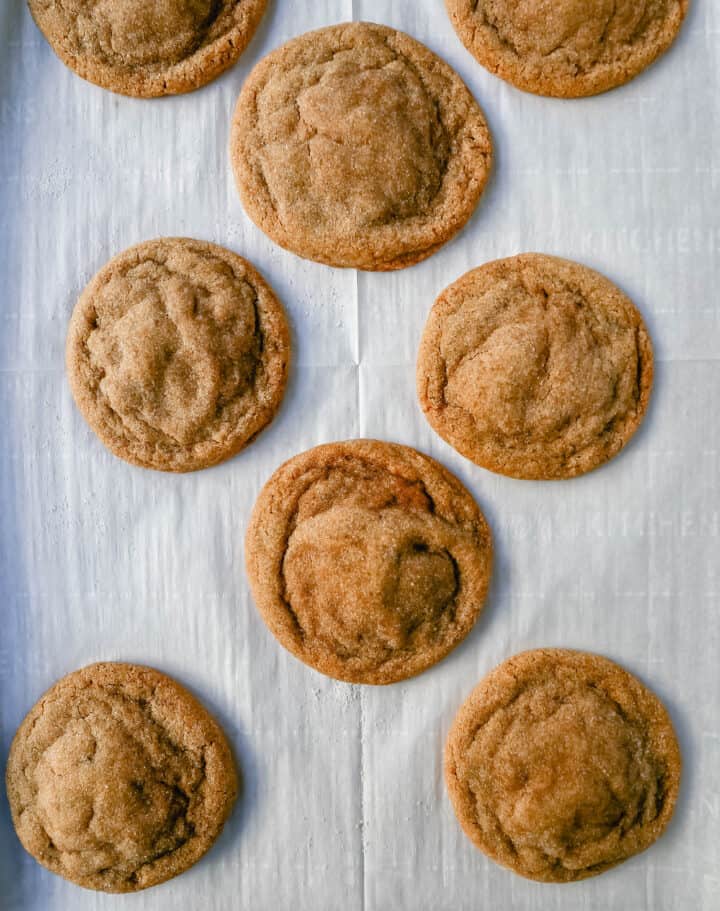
(1, 1, 719, 908)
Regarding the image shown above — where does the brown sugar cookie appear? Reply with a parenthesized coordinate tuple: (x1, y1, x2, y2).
(27, 0, 267, 98)
(417, 254, 653, 480)
(66, 238, 290, 472)
(230, 22, 493, 271)
(5, 662, 238, 893)
(245, 440, 493, 684)
(445, 648, 682, 882)
(445, 0, 689, 98)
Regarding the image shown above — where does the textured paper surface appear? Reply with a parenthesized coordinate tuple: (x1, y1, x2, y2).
(1, 1, 719, 908)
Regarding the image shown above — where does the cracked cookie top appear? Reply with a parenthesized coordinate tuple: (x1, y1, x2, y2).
(445, 649, 681, 882)
(445, 0, 689, 97)
(245, 440, 493, 685)
(66, 238, 290, 472)
(417, 254, 653, 480)
(27, 0, 267, 97)
(230, 22, 493, 270)
(5, 662, 238, 893)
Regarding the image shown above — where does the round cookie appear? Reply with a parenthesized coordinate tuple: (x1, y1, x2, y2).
(245, 440, 493, 684)
(5, 662, 238, 893)
(445, 0, 689, 98)
(27, 0, 268, 98)
(66, 238, 290, 472)
(445, 648, 681, 882)
(230, 22, 493, 271)
(417, 254, 653, 480)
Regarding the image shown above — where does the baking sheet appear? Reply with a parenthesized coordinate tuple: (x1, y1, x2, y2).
(1, 1, 719, 908)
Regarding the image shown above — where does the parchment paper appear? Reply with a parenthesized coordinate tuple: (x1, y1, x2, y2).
(1, 1, 718, 909)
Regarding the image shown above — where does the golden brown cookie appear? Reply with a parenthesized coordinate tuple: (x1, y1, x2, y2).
(66, 238, 290, 472)
(245, 440, 493, 684)
(417, 254, 653, 480)
(445, 0, 689, 98)
(27, 0, 267, 98)
(5, 662, 238, 893)
(230, 22, 493, 271)
(445, 648, 681, 882)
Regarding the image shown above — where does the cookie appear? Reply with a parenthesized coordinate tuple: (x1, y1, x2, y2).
(445, 0, 689, 98)
(27, 0, 267, 98)
(5, 662, 238, 893)
(66, 238, 290, 472)
(445, 648, 681, 882)
(245, 440, 493, 684)
(230, 22, 493, 271)
(417, 254, 653, 480)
